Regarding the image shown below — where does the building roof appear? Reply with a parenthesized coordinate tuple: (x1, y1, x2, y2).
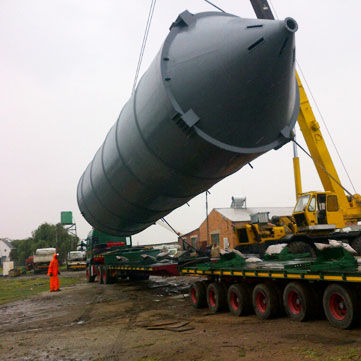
(0, 238, 14, 249)
(215, 207, 294, 223)
(180, 228, 199, 238)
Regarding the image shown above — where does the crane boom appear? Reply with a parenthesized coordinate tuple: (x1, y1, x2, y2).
(296, 74, 348, 210)
(249, 0, 361, 233)
(250, 0, 352, 210)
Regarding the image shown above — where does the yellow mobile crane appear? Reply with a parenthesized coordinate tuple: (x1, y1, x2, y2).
(291, 76, 361, 240)
(236, 0, 361, 254)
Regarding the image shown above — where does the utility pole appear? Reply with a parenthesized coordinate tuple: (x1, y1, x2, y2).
(205, 190, 210, 244)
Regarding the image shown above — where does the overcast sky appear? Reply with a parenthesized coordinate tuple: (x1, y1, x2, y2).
(1, 0, 360, 244)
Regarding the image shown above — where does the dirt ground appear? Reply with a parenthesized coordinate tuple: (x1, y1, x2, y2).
(0, 272, 361, 361)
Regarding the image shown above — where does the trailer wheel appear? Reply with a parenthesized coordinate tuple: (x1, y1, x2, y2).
(101, 266, 108, 284)
(103, 267, 112, 284)
(86, 265, 95, 283)
(323, 284, 360, 329)
(129, 274, 150, 281)
(190, 281, 207, 308)
(99, 266, 104, 284)
(283, 282, 314, 322)
(227, 283, 252, 316)
(252, 283, 280, 319)
(207, 282, 226, 313)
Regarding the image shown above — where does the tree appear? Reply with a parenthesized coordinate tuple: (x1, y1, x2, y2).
(10, 223, 78, 265)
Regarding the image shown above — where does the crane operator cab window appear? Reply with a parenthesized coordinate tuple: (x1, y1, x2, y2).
(308, 196, 316, 212)
(294, 195, 310, 213)
(317, 194, 327, 224)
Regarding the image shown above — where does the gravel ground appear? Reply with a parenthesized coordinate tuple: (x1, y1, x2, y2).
(0, 271, 360, 361)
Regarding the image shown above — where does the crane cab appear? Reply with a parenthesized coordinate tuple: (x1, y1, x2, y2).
(292, 191, 345, 232)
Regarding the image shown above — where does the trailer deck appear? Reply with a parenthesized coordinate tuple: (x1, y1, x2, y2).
(180, 256, 361, 283)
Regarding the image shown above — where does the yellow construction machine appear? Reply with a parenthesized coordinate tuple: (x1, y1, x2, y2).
(285, 75, 361, 253)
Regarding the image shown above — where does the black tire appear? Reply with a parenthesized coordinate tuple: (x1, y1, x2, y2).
(129, 273, 150, 281)
(104, 267, 112, 284)
(227, 283, 252, 316)
(207, 282, 227, 313)
(283, 282, 315, 322)
(252, 283, 280, 319)
(99, 266, 104, 284)
(86, 265, 95, 283)
(323, 284, 360, 329)
(350, 237, 361, 255)
(190, 281, 207, 308)
(287, 241, 316, 258)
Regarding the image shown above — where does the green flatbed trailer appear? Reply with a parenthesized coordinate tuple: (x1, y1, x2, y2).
(181, 247, 361, 329)
(85, 229, 361, 329)
(88, 246, 179, 284)
(85, 229, 180, 284)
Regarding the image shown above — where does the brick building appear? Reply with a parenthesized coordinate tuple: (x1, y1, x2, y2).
(179, 228, 200, 249)
(179, 198, 293, 250)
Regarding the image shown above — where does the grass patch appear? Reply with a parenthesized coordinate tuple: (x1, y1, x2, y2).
(132, 343, 155, 349)
(0, 276, 82, 305)
(292, 346, 361, 361)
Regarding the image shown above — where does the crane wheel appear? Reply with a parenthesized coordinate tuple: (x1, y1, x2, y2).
(207, 282, 227, 313)
(287, 241, 316, 258)
(323, 284, 360, 329)
(227, 283, 252, 316)
(252, 283, 280, 319)
(190, 281, 207, 309)
(350, 238, 361, 255)
(283, 282, 315, 322)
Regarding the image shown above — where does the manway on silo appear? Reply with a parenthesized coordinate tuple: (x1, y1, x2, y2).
(77, 10, 299, 236)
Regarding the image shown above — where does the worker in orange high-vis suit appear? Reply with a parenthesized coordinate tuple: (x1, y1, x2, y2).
(47, 253, 61, 292)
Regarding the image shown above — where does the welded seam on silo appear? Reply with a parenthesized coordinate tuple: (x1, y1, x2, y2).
(113, 99, 195, 200)
(81, 173, 146, 236)
(130, 36, 226, 182)
(89, 149, 147, 225)
(81, 154, 147, 234)
(99, 122, 177, 215)
(79, 172, 110, 233)
(101, 126, 183, 217)
(161, 13, 297, 155)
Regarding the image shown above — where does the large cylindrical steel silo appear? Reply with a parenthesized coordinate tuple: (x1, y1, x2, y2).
(77, 11, 299, 236)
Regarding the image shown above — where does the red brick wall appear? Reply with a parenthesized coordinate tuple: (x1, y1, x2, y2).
(199, 209, 239, 249)
(178, 228, 200, 250)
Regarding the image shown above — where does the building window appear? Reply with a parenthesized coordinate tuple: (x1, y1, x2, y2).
(211, 233, 219, 245)
(190, 236, 197, 249)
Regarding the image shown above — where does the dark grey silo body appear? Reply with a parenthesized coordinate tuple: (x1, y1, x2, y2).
(77, 11, 299, 236)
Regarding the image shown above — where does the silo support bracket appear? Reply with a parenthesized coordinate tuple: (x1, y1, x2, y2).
(182, 109, 200, 128)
